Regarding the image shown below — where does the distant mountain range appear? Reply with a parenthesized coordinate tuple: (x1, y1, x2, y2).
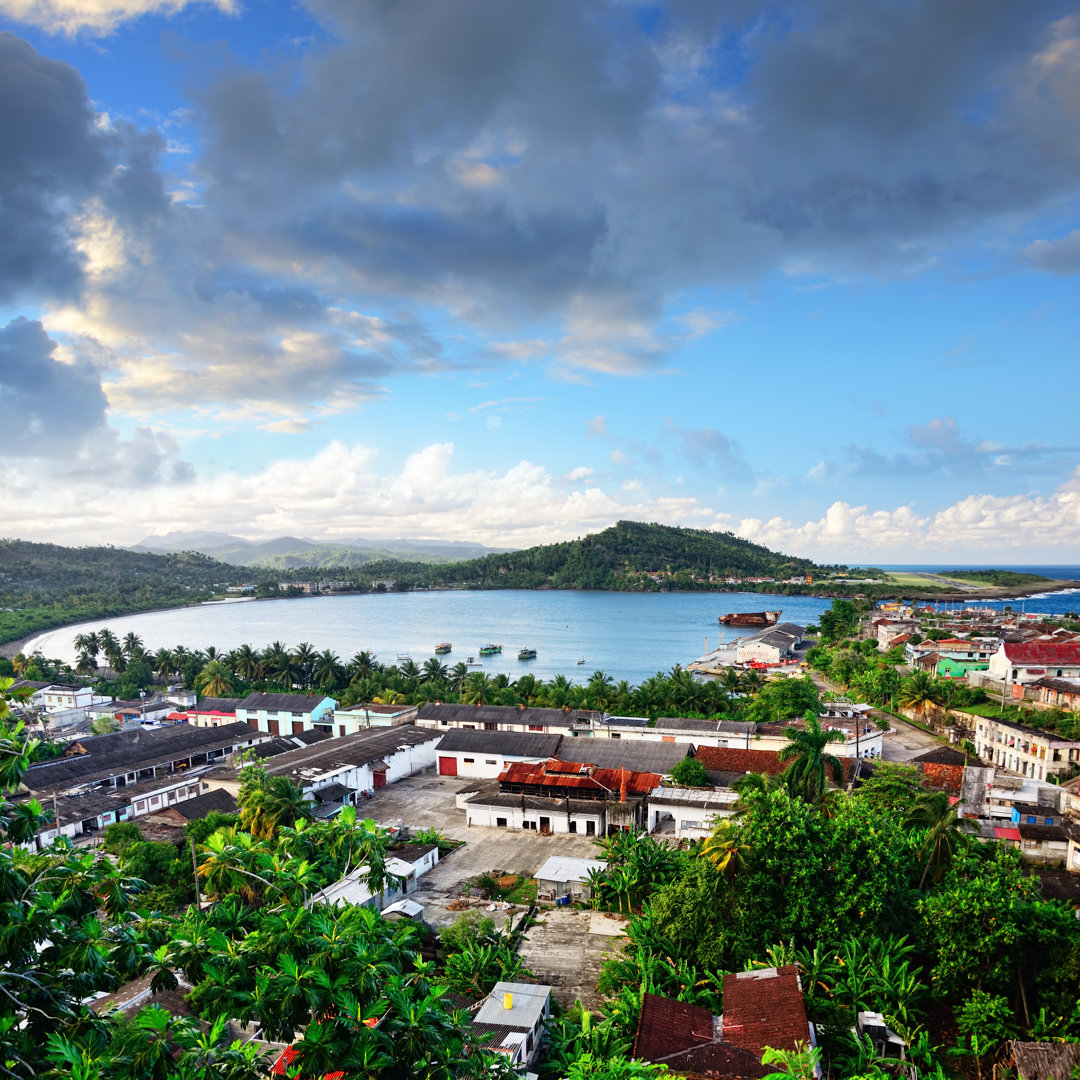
(131, 531, 508, 569)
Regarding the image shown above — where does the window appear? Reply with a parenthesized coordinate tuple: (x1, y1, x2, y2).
(523, 820, 537, 831)
(496, 817, 507, 828)
(485, 759, 496, 765)
(528, 725, 544, 732)
(463, 758, 475, 764)
(610, 732, 621, 739)
(1027, 816, 1036, 824)
(440, 720, 448, 726)
(569, 821, 577, 833)
(291, 711, 303, 717)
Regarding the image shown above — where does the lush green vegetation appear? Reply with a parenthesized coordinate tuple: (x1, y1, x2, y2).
(0, 538, 248, 646)
(943, 570, 1052, 586)
(556, 772, 1080, 1080)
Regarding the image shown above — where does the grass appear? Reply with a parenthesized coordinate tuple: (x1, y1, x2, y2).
(884, 571, 992, 590)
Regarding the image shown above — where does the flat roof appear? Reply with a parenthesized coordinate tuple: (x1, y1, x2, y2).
(475, 982, 551, 1030)
(533, 855, 607, 883)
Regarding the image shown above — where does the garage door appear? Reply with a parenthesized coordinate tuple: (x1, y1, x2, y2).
(438, 756, 457, 777)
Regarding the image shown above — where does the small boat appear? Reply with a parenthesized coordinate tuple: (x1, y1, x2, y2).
(434, 642, 452, 654)
(518, 647, 537, 661)
(478, 643, 502, 656)
(577, 658, 586, 665)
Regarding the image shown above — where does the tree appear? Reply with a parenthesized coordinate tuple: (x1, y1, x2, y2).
(897, 671, 944, 722)
(700, 821, 752, 879)
(195, 660, 234, 698)
(904, 789, 975, 889)
(237, 761, 312, 840)
(776, 714, 845, 803)
(670, 758, 707, 787)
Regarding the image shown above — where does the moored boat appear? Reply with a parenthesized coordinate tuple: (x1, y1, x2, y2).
(518, 647, 537, 660)
(434, 642, 452, 654)
(717, 610, 782, 627)
(478, 643, 502, 656)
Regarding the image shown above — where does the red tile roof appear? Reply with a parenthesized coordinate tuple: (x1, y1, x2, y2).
(498, 759, 661, 795)
(634, 993, 716, 1061)
(994, 827, 1021, 842)
(271, 1046, 344, 1080)
(721, 966, 809, 1056)
(1002, 643, 1080, 666)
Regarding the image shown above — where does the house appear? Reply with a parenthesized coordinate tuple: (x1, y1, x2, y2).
(148, 787, 238, 825)
(532, 855, 607, 902)
(463, 759, 661, 835)
(987, 642, 1080, 690)
(90, 971, 196, 1021)
(735, 623, 805, 666)
(235, 692, 337, 737)
(22, 722, 269, 798)
(1030, 677, 1080, 711)
(35, 684, 103, 713)
(1016, 822, 1076, 865)
(332, 703, 418, 734)
(721, 966, 814, 1058)
(1011, 802, 1058, 827)
(436, 730, 562, 779)
(205, 727, 442, 805)
(995, 1041, 1080, 1080)
(186, 697, 241, 728)
(646, 786, 738, 839)
(308, 842, 439, 910)
(417, 702, 607, 736)
(876, 621, 917, 651)
(472, 982, 552, 1069)
(633, 993, 769, 1078)
(971, 715, 1080, 780)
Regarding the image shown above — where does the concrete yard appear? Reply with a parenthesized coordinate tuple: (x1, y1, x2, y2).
(516, 908, 627, 1012)
(363, 770, 605, 930)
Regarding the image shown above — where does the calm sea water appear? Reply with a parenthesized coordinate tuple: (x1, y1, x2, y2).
(879, 565, 1080, 617)
(26, 591, 835, 686)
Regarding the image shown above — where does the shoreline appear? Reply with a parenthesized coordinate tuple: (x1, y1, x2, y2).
(6, 578, 1077, 662)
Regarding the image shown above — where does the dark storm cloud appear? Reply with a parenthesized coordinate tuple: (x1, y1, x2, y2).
(0, 316, 192, 484)
(0, 316, 108, 451)
(0, 33, 169, 303)
(180, 0, 1080, 346)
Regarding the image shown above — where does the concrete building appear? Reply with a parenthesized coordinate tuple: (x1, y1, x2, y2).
(207, 727, 442, 806)
(234, 692, 337, 736)
(436, 730, 562, 779)
(987, 642, 1080, 690)
(646, 786, 738, 839)
(472, 982, 552, 1070)
(972, 715, 1080, 780)
(533, 855, 607, 902)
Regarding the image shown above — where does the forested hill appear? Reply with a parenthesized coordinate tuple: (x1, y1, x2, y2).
(0, 539, 244, 646)
(374, 520, 823, 591)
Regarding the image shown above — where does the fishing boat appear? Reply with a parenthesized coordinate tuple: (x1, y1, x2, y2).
(577, 658, 586, 665)
(517, 647, 537, 660)
(478, 643, 502, 656)
(434, 642, 452, 654)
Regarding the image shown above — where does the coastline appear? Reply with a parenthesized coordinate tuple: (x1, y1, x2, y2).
(6, 578, 1077, 662)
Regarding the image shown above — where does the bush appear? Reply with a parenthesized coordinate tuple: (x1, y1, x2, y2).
(440, 911, 495, 955)
(670, 758, 707, 787)
(102, 821, 143, 855)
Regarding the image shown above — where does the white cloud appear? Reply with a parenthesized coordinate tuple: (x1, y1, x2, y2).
(0, 0, 236, 35)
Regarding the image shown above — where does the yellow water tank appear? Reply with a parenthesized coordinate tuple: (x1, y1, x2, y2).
(504, 992, 514, 1010)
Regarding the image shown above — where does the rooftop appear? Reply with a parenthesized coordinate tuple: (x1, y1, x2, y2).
(532, 855, 607, 883)
(721, 966, 809, 1057)
(474, 982, 551, 1031)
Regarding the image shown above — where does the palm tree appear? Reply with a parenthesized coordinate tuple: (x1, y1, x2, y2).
(97, 628, 120, 659)
(462, 671, 492, 705)
(586, 671, 616, 710)
(232, 643, 262, 683)
(292, 642, 317, 689)
(312, 649, 345, 689)
(449, 661, 469, 692)
(75, 651, 97, 678)
(195, 660, 234, 698)
(122, 632, 145, 661)
(152, 643, 172, 678)
(700, 821, 753, 879)
(777, 714, 846, 803)
(349, 650, 378, 682)
(73, 631, 100, 660)
(731, 770, 786, 810)
(422, 657, 449, 684)
(897, 671, 945, 723)
(263, 642, 296, 690)
(905, 789, 975, 888)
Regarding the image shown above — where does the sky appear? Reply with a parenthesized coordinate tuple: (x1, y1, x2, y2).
(1, 0, 1079, 564)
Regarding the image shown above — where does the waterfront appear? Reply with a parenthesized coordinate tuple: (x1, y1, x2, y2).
(26, 590, 835, 686)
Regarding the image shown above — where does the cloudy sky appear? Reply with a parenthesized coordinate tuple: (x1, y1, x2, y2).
(1, 0, 1078, 563)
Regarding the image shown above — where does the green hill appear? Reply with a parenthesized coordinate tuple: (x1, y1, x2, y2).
(0, 539, 246, 647)
(348, 521, 824, 591)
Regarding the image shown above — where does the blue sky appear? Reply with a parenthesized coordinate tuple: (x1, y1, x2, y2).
(1, 0, 1078, 562)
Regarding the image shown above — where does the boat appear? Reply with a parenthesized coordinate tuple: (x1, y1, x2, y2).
(518, 647, 537, 661)
(478, 643, 502, 656)
(717, 610, 782, 627)
(434, 642, 452, 654)
(577, 658, 586, 665)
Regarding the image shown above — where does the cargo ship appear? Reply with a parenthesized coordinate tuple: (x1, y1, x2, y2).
(717, 610, 782, 627)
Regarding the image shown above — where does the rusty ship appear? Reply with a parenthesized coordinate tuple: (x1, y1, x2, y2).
(717, 610, 782, 627)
